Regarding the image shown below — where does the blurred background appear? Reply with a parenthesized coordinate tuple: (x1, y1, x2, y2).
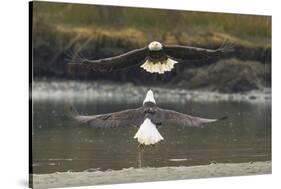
(32, 1, 271, 93)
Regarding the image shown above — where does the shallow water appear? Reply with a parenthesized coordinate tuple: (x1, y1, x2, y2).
(32, 96, 271, 174)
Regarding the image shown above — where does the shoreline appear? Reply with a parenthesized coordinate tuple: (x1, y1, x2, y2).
(32, 161, 271, 189)
(32, 80, 271, 103)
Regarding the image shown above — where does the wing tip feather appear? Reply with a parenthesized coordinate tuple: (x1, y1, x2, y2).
(218, 116, 228, 121)
(67, 106, 79, 119)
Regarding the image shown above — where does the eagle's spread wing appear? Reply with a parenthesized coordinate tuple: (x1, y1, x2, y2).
(164, 44, 233, 61)
(154, 108, 227, 127)
(69, 107, 145, 128)
(68, 47, 148, 71)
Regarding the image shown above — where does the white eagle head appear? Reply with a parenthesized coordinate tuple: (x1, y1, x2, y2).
(143, 89, 156, 105)
(148, 41, 163, 51)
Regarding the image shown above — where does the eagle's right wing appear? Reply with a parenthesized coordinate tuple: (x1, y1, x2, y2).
(67, 47, 148, 72)
(69, 107, 145, 128)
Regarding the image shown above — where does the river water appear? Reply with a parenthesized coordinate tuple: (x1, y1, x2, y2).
(31, 82, 271, 174)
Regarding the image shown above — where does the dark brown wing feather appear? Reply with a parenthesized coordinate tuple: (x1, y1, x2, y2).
(70, 107, 145, 128)
(154, 108, 226, 127)
(164, 44, 233, 61)
(68, 47, 148, 71)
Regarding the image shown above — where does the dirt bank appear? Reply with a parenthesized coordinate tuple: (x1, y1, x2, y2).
(31, 161, 271, 189)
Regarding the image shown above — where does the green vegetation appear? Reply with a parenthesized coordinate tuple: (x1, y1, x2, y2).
(33, 1, 271, 48)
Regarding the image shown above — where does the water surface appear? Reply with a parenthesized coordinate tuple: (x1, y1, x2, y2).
(32, 98, 271, 174)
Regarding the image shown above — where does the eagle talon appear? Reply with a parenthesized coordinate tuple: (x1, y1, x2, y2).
(138, 144, 145, 151)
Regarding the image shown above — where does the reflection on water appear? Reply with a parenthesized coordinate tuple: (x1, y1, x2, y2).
(32, 99, 271, 174)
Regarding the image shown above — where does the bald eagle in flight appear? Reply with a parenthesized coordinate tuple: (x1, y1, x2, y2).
(67, 41, 233, 74)
(70, 90, 227, 146)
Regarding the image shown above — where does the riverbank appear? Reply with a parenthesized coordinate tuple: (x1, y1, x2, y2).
(31, 161, 271, 189)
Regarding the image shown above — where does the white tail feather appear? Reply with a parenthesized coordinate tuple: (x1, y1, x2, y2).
(140, 58, 178, 74)
(134, 118, 164, 145)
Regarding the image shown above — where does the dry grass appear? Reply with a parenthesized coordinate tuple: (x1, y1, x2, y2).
(32, 1, 271, 48)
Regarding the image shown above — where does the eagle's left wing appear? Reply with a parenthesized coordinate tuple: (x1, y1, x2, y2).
(154, 108, 227, 128)
(164, 44, 233, 61)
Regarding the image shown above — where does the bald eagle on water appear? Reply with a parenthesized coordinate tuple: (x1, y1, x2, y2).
(67, 41, 233, 74)
(70, 90, 227, 146)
